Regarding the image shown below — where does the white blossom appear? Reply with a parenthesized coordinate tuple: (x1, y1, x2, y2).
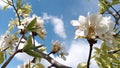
(71, 13, 115, 40)
(0, 31, 16, 50)
(17, 14, 46, 39)
(18, 14, 44, 30)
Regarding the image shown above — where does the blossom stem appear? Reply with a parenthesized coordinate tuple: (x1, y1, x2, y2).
(87, 39, 96, 68)
(87, 43, 93, 68)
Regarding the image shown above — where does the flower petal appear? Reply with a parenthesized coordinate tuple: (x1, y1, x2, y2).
(71, 20, 80, 26)
(78, 15, 88, 26)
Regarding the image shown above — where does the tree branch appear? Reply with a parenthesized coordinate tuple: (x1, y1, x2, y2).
(16, 34, 24, 50)
(1, 49, 23, 68)
(34, 49, 71, 68)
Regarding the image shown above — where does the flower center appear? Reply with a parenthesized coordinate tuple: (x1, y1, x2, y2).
(87, 25, 95, 39)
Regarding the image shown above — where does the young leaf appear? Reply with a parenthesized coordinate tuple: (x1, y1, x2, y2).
(32, 63, 45, 68)
(23, 35, 33, 50)
(16, 0, 22, 9)
(99, 0, 110, 14)
(77, 62, 87, 68)
(26, 18, 36, 31)
(25, 50, 43, 58)
(112, 0, 120, 5)
(2, 5, 9, 11)
(0, 52, 5, 64)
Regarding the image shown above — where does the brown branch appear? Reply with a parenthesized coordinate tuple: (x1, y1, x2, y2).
(23, 35, 71, 68)
(34, 49, 71, 68)
(1, 49, 23, 68)
(16, 34, 24, 50)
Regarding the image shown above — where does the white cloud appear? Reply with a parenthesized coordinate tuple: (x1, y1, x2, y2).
(15, 52, 33, 62)
(43, 13, 67, 39)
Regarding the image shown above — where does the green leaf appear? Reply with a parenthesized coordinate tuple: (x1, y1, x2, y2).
(0, 52, 5, 64)
(77, 62, 87, 68)
(112, 0, 120, 5)
(23, 35, 33, 50)
(8, 20, 16, 31)
(16, 0, 22, 9)
(25, 50, 43, 58)
(8, 25, 14, 31)
(2, 5, 9, 10)
(26, 18, 36, 31)
(99, 0, 110, 14)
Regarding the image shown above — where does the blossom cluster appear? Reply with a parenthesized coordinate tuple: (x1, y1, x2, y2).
(71, 13, 115, 40)
(18, 15, 46, 39)
(0, 31, 16, 50)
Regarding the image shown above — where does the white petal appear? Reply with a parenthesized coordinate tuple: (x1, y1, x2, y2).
(87, 14, 102, 25)
(75, 29, 86, 37)
(78, 15, 88, 26)
(95, 23, 108, 35)
(17, 25, 25, 29)
(103, 16, 115, 30)
(71, 20, 80, 26)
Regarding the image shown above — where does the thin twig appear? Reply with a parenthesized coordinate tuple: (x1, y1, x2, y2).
(110, 5, 120, 17)
(108, 49, 120, 54)
(16, 34, 24, 51)
(1, 47, 9, 52)
(11, 0, 21, 25)
(87, 44, 93, 68)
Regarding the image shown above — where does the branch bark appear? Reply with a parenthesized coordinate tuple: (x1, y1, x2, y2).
(35, 49, 71, 68)
(1, 49, 23, 68)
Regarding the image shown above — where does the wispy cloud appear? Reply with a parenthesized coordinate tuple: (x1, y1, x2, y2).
(43, 13, 67, 39)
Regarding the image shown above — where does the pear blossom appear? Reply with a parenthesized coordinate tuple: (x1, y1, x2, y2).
(18, 14, 44, 30)
(51, 41, 62, 54)
(17, 14, 46, 39)
(50, 41, 68, 60)
(71, 13, 115, 40)
(0, 31, 16, 50)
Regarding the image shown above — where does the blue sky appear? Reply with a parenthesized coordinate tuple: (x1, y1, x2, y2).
(0, 0, 101, 68)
